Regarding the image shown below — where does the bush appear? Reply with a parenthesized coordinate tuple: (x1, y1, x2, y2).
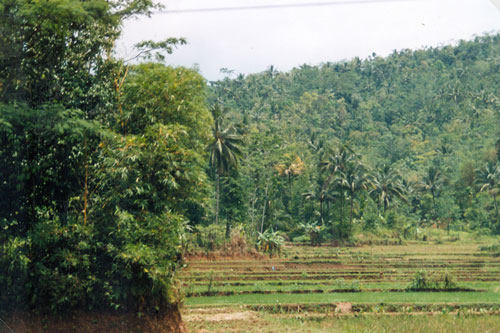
(0, 234, 30, 312)
(185, 224, 254, 257)
(258, 228, 284, 256)
(0, 211, 185, 314)
(190, 224, 227, 252)
(299, 222, 326, 246)
(405, 270, 457, 291)
(479, 241, 500, 257)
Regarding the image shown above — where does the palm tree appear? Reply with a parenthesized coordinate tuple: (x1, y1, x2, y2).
(420, 166, 444, 220)
(275, 156, 305, 191)
(275, 156, 305, 214)
(475, 162, 500, 223)
(338, 161, 372, 235)
(303, 183, 338, 226)
(208, 106, 243, 225)
(371, 165, 407, 212)
(317, 145, 355, 232)
(319, 145, 354, 193)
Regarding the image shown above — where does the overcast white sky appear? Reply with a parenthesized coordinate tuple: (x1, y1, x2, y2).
(118, 0, 500, 80)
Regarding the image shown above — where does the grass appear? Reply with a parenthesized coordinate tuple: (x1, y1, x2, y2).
(185, 313, 500, 333)
(185, 281, 500, 297)
(185, 291, 500, 306)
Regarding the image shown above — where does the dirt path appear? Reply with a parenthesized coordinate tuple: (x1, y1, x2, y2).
(183, 307, 258, 323)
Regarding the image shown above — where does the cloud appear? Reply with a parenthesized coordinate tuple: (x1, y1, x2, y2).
(490, 0, 500, 11)
(118, 0, 500, 80)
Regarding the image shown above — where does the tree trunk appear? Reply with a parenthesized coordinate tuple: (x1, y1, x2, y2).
(350, 195, 354, 235)
(83, 136, 88, 226)
(326, 200, 330, 225)
(493, 193, 499, 224)
(215, 173, 220, 225)
(319, 198, 323, 224)
(226, 215, 231, 239)
(431, 191, 437, 220)
(340, 195, 345, 237)
(250, 187, 257, 229)
(260, 181, 269, 233)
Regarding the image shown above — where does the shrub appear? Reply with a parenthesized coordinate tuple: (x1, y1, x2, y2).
(257, 228, 284, 256)
(299, 222, 326, 246)
(0, 211, 185, 314)
(405, 270, 457, 291)
(479, 241, 500, 257)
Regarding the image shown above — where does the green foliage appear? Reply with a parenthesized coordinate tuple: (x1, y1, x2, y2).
(0, 0, 209, 314)
(405, 270, 458, 291)
(371, 165, 407, 212)
(132, 38, 187, 62)
(0, 0, 120, 107)
(208, 105, 244, 226)
(299, 222, 326, 246)
(479, 241, 500, 257)
(210, 34, 500, 238)
(189, 224, 227, 252)
(0, 103, 100, 227)
(0, 232, 29, 310)
(258, 228, 284, 256)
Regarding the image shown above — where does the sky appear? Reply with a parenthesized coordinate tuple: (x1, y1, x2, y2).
(118, 0, 500, 81)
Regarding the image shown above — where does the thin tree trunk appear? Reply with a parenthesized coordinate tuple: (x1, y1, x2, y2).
(216, 173, 220, 225)
(326, 200, 330, 224)
(493, 193, 499, 223)
(250, 186, 257, 229)
(319, 198, 323, 224)
(340, 195, 345, 229)
(114, 65, 129, 135)
(260, 181, 269, 233)
(27, 141, 36, 222)
(432, 192, 437, 220)
(84, 161, 88, 226)
(350, 195, 354, 234)
(226, 214, 230, 239)
(83, 136, 88, 226)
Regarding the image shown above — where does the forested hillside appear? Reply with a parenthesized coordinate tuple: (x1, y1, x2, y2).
(208, 35, 500, 242)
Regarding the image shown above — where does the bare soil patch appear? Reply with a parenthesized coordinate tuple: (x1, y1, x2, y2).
(336, 302, 353, 314)
(186, 249, 264, 261)
(184, 308, 258, 323)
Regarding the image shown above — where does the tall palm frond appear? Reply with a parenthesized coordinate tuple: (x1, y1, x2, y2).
(371, 165, 407, 212)
(475, 162, 500, 222)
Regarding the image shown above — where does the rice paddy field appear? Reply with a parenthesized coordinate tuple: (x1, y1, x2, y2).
(181, 234, 500, 332)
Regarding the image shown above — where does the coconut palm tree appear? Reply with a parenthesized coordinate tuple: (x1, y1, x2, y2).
(208, 106, 243, 225)
(420, 166, 444, 220)
(317, 145, 356, 231)
(475, 162, 500, 223)
(319, 145, 354, 192)
(303, 183, 338, 226)
(338, 161, 373, 235)
(371, 165, 407, 212)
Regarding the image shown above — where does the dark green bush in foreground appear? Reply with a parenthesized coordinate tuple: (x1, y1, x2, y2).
(1, 212, 184, 313)
(0, 0, 210, 315)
